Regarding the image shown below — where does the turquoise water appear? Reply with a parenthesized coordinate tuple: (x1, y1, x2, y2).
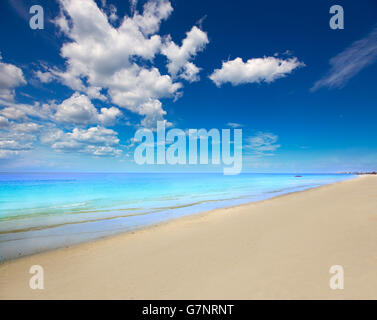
(0, 173, 355, 261)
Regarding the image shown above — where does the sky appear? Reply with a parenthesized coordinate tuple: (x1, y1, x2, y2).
(0, 0, 377, 173)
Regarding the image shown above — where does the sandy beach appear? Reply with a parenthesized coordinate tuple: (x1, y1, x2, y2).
(0, 175, 376, 300)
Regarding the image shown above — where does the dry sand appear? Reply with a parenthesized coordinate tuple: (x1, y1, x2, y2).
(0, 175, 376, 299)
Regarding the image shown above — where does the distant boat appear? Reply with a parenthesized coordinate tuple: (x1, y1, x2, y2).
(295, 175, 302, 177)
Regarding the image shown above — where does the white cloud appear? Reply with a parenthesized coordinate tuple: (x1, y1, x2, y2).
(85, 145, 122, 157)
(1, 92, 122, 127)
(210, 56, 304, 87)
(11, 122, 41, 133)
(0, 115, 9, 129)
(69, 126, 119, 145)
(44, 0, 206, 127)
(133, 0, 173, 35)
(245, 132, 281, 156)
(52, 0, 172, 120)
(0, 106, 26, 120)
(55, 93, 98, 125)
(98, 107, 122, 126)
(312, 27, 377, 91)
(0, 125, 38, 142)
(137, 99, 172, 128)
(130, 0, 138, 14)
(108, 4, 118, 22)
(0, 127, 35, 159)
(0, 99, 51, 120)
(1, 0, 209, 161)
(0, 139, 32, 151)
(0, 55, 26, 101)
(227, 122, 243, 128)
(46, 126, 122, 157)
(107, 66, 181, 109)
(0, 107, 47, 159)
(179, 62, 200, 82)
(0, 96, 123, 158)
(162, 26, 209, 82)
(0, 150, 20, 159)
(54, 92, 122, 126)
(35, 70, 55, 84)
(39, 127, 64, 145)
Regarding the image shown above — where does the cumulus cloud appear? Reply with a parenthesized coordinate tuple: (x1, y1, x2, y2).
(43, 0, 207, 127)
(136, 99, 172, 128)
(54, 92, 122, 126)
(1, 90, 121, 124)
(210, 56, 304, 87)
(1, 0, 209, 160)
(0, 55, 26, 101)
(0, 114, 44, 161)
(106, 66, 181, 110)
(132, 0, 173, 35)
(0, 124, 36, 159)
(44, 126, 122, 157)
(98, 107, 123, 126)
(10, 122, 41, 133)
(55, 93, 98, 125)
(35, 70, 55, 84)
(0, 115, 9, 129)
(179, 62, 201, 82)
(0, 99, 51, 120)
(245, 132, 281, 156)
(0, 139, 32, 151)
(312, 27, 377, 91)
(162, 26, 209, 82)
(0, 96, 123, 158)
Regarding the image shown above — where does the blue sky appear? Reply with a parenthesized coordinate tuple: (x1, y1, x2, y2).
(0, 0, 377, 173)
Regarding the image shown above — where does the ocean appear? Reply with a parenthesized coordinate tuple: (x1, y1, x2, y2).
(0, 172, 355, 261)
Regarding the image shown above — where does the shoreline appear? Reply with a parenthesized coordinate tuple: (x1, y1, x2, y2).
(1, 175, 376, 299)
(0, 175, 357, 263)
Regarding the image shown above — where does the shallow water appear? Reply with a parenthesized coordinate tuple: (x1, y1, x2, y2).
(0, 173, 355, 261)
